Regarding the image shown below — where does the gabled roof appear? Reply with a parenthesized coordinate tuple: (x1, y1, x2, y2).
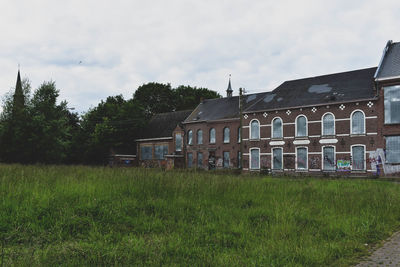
(138, 110, 192, 140)
(184, 93, 267, 123)
(245, 67, 377, 112)
(375, 41, 400, 80)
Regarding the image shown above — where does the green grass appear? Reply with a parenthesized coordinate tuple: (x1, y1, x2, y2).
(0, 165, 400, 266)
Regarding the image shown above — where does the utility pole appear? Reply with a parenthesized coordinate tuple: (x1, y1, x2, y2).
(239, 87, 243, 170)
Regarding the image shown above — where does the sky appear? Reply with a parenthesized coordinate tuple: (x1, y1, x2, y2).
(0, 0, 399, 113)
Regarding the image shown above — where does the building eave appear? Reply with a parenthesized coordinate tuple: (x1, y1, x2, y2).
(135, 137, 173, 142)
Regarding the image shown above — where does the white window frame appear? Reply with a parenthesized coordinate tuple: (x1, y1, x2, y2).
(271, 117, 283, 139)
(271, 147, 283, 170)
(223, 127, 230, 143)
(295, 115, 308, 137)
(351, 144, 366, 171)
(350, 110, 366, 135)
(175, 133, 182, 152)
(209, 128, 216, 144)
(295, 146, 308, 170)
(385, 136, 400, 163)
(322, 145, 336, 171)
(249, 147, 260, 170)
(384, 85, 400, 124)
(250, 119, 260, 140)
(321, 112, 335, 136)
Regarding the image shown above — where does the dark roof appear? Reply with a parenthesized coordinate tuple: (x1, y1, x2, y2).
(376, 41, 400, 79)
(184, 93, 267, 123)
(245, 67, 377, 112)
(138, 110, 192, 139)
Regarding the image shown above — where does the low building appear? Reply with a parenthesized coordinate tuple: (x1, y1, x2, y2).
(136, 110, 192, 169)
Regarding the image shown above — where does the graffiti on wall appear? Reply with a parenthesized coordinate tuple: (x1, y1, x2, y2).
(337, 160, 351, 171)
(369, 148, 400, 175)
(309, 156, 320, 169)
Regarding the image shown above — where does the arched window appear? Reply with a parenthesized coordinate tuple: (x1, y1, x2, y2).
(322, 113, 335, 136)
(187, 130, 193, 145)
(351, 111, 365, 134)
(250, 120, 260, 140)
(296, 115, 307, 137)
(209, 128, 216, 144)
(197, 130, 203, 144)
(272, 118, 283, 138)
(223, 127, 230, 143)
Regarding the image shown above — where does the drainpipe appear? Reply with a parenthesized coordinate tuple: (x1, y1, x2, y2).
(239, 88, 243, 171)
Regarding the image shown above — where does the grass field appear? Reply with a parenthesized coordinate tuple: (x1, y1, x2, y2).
(1, 165, 400, 266)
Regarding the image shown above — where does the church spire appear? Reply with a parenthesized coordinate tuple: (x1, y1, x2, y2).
(13, 69, 25, 114)
(226, 74, 233, 98)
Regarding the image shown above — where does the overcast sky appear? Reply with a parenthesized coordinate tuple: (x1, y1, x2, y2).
(0, 0, 399, 113)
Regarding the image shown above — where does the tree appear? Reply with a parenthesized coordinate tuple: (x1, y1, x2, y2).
(133, 83, 174, 116)
(172, 85, 221, 111)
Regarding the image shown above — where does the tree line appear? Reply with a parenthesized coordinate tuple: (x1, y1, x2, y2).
(0, 73, 220, 164)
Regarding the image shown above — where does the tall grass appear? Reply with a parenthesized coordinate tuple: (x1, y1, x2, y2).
(0, 164, 400, 266)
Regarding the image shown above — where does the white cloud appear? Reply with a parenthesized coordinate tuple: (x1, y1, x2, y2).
(0, 0, 399, 112)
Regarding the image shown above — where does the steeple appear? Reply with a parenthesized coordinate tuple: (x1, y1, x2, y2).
(13, 69, 25, 114)
(226, 74, 233, 98)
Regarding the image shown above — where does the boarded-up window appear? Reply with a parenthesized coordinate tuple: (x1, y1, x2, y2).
(322, 113, 335, 136)
(386, 136, 400, 163)
(272, 118, 282, 138)
(141, 145, 152, 160)
(209, 128, 216, 144)
(296, 116, 307, 137)
(250, 120, 260, 139)
(187, 153, 193, 168)
(352, 146, 365, 170)
(250, 149, 260, 169)
(384, 85, 400, 124)
(323, 146, 335, 170)
(223, 151, 230, 168)
(197, 130, 203, 144)
(175, 133, 182, 152)
(197, 152, 203, 168)
(223, 127, 230, 143)
(296, 147, 307, 169)
(351, 111, 365, 134)
(187, 130, 193, 145)
(154, 145, 168, 160)
(272, 148, 283, 169)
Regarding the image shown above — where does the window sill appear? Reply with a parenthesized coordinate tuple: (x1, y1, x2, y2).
(350, 134, 366, 137)
(321, 135, 336, 139)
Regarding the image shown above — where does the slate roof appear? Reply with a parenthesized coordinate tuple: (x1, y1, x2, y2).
(375, 41, 400, 80)
(138, 110, 193, 140)
(184, 93, 268, 123)
(245, 67, 377, 112)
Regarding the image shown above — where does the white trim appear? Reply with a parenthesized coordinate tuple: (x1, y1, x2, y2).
(319, 138, 338, 144)
(272, 147, 283, 170)
(261, 137, 271, 140)
(335, 118, 350, 121)
(376, 75, 400, 81)
(295, 114, 308, 138)
(322, 145, 336, 171)
(271, 117, 283, 139)
(243, 153, 250, 156)
(337, 134, 350, 137)
(136, 137, 173, 142)
(350, 109, 366, 135)
(223, 127, 230, 143)
(283, 122, 295, 125)
(270, 140, 285, 146)
(249, 147, 261, 170)
(351, 144, 366, 171)
(309, 135, 321, 138)
(308, 120, 322, 123)
(322, 112, 335, 136)
(260, 124, 270, 127)
(242, 168, 249, 171)
(308, 152, 321, 155)
(309, 169, 321, 171)
(284, 136, 295, 139)
(242, 126, 250, 129)
(366, 116, 378, 119)
(249, 119, 261, 140)
(187, 130, 193, 145)
(293, 140, 310, 145)
(242, 138, 249, 141)
(260, 153, 272, 155)
(367, 132, 378, 135)
(296, 146, 308, 170)
(336, 151, 351, 154)
(283, 152, 296, 155)
(113, 154, 136, 157)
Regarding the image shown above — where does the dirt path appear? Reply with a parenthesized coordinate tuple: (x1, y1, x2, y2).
(355, 231, 400, 266)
